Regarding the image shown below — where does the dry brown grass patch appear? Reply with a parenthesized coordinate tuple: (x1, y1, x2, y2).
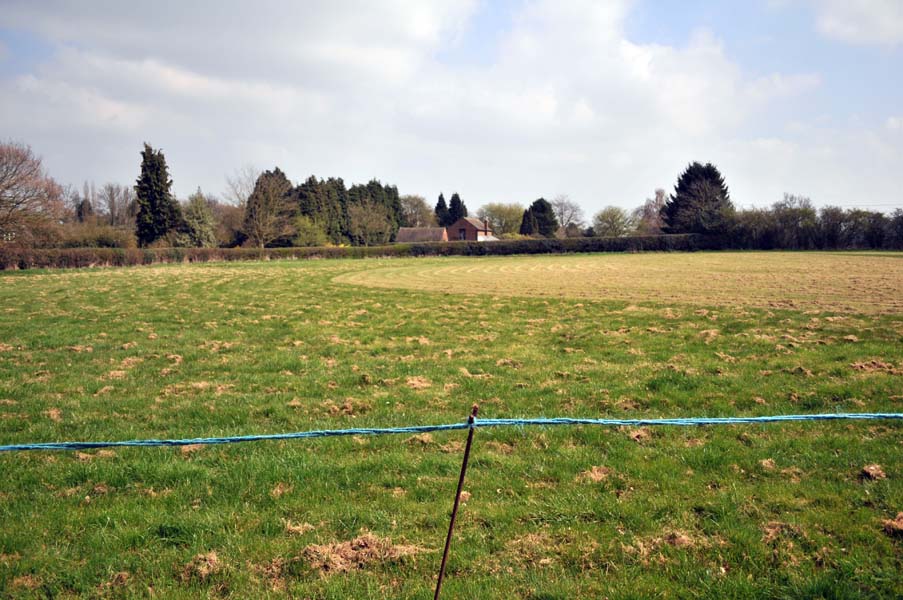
(120, 356, 143, 369)
(882, 513, 903, 537)
(440, 440, 463, 453)
(762, 521, 805, 544)
(75, 450, 116, 461)
(180, 444, 205, 456)
(851, 359, 901, 375)
(323, 397, 371, 417)
(699, 329, 720, 344)
(180, 552, 221, 582)
(495, 357, 522, 368)
(504, 532, 559, 567)
(577, 465, 612, 483)
(270, 482, 293, 499)
(11, 575, 42, 589)
(97, 571, 131, 593)
(860, 464, 887, 481)
(626, 427, 651, 443)
(283, 520, 315, 535)
(459, 367, 492, 379)
(405, 376, 432, 389)
(406, 433, 433, 446)
(302, 532, 426, 575)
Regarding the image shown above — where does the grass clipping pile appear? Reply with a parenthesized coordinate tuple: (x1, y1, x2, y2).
(302, 532, 427, 575)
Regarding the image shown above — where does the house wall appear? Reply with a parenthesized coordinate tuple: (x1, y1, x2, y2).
(447, 220, 482, 241)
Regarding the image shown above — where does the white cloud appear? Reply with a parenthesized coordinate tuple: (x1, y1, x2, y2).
(813, 0, 903, 46)
(1, 0, 895, 215)
(888, 116, 903, 131)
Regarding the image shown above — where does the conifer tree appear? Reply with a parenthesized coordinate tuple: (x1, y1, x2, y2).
(325, 177, 349, 243)
(345, 180, 402, 241)
(178, 188, 218, 247)
(660, 162, 734, 234)
(435, 193, 451, 227)
(519, 208, 537, 235)
(76, 196, 94, 223)
(134, 143, 182, 246)
(448, 192, 467, 223)
(522, 198, 558, 237)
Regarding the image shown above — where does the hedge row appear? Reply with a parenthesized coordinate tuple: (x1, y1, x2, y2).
(0, 234, 710, 271)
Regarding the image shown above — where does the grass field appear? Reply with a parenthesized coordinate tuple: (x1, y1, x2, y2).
(1, 252, 902, 598)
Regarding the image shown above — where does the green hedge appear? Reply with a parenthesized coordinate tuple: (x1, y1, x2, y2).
(0, 234, 710, 270)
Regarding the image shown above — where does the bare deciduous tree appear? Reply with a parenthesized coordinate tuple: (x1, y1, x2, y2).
(99, 183, 136, 227)
(551, 194, 584, 230)
(0, 141, 63, 240)
(632, 188, 666, 234)
(224, 165, 260, 207)
(59, 184, 79, 222)
(242, 168, 294, 248)
(208, 199, 245, 247)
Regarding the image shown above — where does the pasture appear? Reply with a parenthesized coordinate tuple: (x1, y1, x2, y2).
(1, 252, 902, 598)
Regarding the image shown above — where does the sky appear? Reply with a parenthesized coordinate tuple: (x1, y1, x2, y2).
(1, 0, 901, 215)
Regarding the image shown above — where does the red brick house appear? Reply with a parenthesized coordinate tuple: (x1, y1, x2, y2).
(446, 217, 497, 241)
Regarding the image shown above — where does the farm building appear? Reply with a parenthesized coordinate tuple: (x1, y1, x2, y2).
(395, 227, 449, 243)
(446, 217, 498, 241)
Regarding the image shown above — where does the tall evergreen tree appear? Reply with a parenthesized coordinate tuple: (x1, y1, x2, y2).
(134, 143, 182, 246)
(177, 188, 218, 248)
(523, 198, 558, 237)
(385, 183, 402, 230)
(448, 192, 467, 223)
(345, 179, 402, 241)
(435, 193, 451, 226)
(519, 208, 538, 235)
(292, 176, 351, 245)
(76, 196, 94, 223)
(326, 177, 349, 242)
(660, 162, 734, 235)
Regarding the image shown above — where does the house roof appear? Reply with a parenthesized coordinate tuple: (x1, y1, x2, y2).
(395, 227, 448, 242)
(452, 217, 490, 231)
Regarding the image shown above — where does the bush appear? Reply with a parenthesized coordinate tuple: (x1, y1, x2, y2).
(60, 225, 137, 249)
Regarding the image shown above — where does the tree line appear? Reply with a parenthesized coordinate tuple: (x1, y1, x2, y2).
(136, 145, 408, 248)
(478, 162, 903, 250)
(2, 140, 901, 251)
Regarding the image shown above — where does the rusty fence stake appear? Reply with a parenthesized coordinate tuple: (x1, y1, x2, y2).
(434, 403, 479, 600)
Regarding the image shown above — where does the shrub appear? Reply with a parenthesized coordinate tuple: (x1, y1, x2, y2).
(60, 225, 137, 249)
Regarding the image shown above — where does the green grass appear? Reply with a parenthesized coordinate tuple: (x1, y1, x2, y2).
(1, 253, 902, 598)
